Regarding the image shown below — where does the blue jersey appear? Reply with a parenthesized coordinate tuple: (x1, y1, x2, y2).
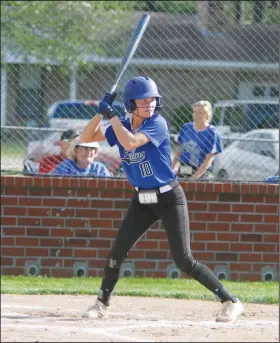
(178, 123, 222, 167)
(52, 159, 111, 177)
(105, 115, 176, 189)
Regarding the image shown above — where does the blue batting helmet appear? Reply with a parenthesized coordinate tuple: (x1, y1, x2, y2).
(123, 76, 162, 113)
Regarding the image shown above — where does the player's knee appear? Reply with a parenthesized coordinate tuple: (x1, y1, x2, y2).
(174, 251, 199, 275)
(105, 253, 127, 270)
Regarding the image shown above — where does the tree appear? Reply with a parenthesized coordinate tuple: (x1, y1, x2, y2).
(1, 1, 136, 66)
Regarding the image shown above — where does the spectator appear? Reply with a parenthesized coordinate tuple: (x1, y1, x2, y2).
(39, 129, 80, 174)
(172, 100, 222, 179)
(52, 137, 111, 177)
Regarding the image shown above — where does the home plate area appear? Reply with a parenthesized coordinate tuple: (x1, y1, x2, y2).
(1, 295, 279, 342)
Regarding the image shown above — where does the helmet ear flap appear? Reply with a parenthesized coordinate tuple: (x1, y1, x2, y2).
(126, 100, 136, 113)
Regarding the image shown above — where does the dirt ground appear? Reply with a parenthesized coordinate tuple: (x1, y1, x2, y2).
(1, 294, 279, 342)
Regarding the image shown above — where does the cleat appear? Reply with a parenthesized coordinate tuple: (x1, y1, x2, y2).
(216, 298, 244, 322)
(82, 299, 109, 319)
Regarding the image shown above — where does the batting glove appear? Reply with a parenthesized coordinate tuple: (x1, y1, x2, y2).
(98, 92, 117, 119)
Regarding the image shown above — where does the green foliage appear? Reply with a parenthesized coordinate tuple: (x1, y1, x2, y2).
(1, 1, 134, 66)
(170, 103, 193, 132)
(140, 1, 196, 14)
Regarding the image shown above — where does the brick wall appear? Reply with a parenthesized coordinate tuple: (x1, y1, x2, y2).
(1, 175, 279, 281)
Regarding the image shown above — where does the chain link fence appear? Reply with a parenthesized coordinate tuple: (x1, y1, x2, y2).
(1, 1, 279, 181)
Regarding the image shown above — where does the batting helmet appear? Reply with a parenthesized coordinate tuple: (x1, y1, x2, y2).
(123, 76, 162, 113)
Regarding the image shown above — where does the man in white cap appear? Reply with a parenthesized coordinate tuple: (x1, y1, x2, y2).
(52, 137, 111, 177)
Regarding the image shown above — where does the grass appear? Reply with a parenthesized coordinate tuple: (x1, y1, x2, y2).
(1, 276, 278, 304)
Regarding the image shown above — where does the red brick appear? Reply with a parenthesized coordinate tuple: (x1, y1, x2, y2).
(254, 243, 276, 253)
(1, 217, 17, 226)
(208, 203, 230, 212)
(208, 242, 229, 251)
(97, 250, 110, 258)
(88, 240, 111, 248)
(88, 259, 107, 268)
(2, 267, 23, 275)
(256, 204, 279, 214)
(29, 188, 52, 196)
(145, 271, 167, 277)
(5, 188, 28, 196)
(193, 252, 215, 261)
(191, 242, 205, 250)
(129, 250, 145, 259)
(41, 259, 62, 267)
(2, 197, 18, 206)
(52, 189, 73, 197)
(2, 227, 25, 235)
(216, 253, 238, 261)
(135, 261, 156, 269)
(263, 234, 279, 242)
(231, 243, 253, 252)
(240, 234, 263, 242)
(263, 254, 279, 262)
(239, 253, 262, 262)
(146, 231, 167, 240)
(231, 204, 255, 212)
(218, 213, 239, 222)
(195, 193, 218, 201)
(74, 249, 97, 258)
(254, 224, 277, 233)
(40, 238, 63, 246)
(42, 218, 64, 227)
(1, 257, 14, 266)
(99, 210, 123, 219)
(1, 237, 15, 245)
(231, 263, 252, 272)
(43, 198, 66, 207)
(188, 202, 208, 211)
(265, 196, 279, 204)
(135, 241, 159, 249)
(146, 251, 167, 259)
(2, 247, 25, 256)
(217, 233, 239, 241)
(242, 195, 264, 203)
(194, 213, 216, 221)
(18, 218, 41, 226)
(264, 215, 279, 223)
(98, 229, 117, 238)
(219, 194, 241, 202)
(194, 232, 216, 241)
(27, 208, 51, 216)
(26, 228, 50, 236)
(113, 200, 130, 209)
(64, 239, 87, 247)
(89, 219, 112, 228)
(75, 209, 98, 218)
(25, 248, 49, 256)
(67, 199, 90, 208)
(208, 223, 230, 231)
(231, 223, 254, 232)
(18, 198, 42, 206)
(190, 222, 207, 231)
(16, 237, 39, 246)
(50, 228, 73, 237)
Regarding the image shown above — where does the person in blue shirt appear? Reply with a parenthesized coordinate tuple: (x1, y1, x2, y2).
(172, 100, 222, 179)
(52, 137, 111, 177)
(80, 76, 244, 322)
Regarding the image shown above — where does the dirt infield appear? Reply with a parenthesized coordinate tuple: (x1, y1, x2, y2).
(1, 294, 279, 342)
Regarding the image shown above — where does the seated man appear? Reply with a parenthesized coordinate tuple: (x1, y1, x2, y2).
(39, 129, 80, 174)
(52, 137, 111, 177)
(172, 100, 222, 179)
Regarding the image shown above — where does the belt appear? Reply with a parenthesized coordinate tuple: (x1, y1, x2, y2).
(135, 180, 178, 194)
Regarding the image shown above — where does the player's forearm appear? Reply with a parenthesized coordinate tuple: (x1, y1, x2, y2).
(110, 116, 136, 150)
(80, 115, 102, 142)
(192, 155, 214, 179)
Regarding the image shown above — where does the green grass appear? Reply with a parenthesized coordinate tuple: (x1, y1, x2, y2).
(1, 143, 25, 159)
(1, 276, 278, 304)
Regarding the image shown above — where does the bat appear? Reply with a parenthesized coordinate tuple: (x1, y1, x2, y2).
(109, 13, 150, 94)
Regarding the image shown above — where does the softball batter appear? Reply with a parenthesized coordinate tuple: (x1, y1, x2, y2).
(80, 76, 244, 322)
